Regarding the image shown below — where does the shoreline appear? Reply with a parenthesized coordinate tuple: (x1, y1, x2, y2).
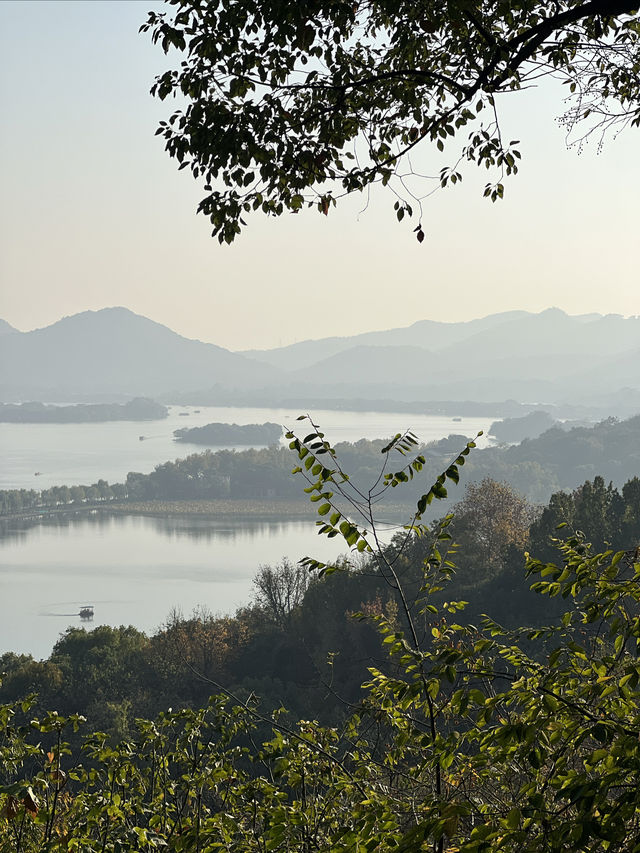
(1, 497, 415, 523)
(107, 498, 316, 518)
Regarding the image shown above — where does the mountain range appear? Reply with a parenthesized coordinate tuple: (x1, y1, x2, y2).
(246, 308, 640, 410)
(1, 307, 638, 413)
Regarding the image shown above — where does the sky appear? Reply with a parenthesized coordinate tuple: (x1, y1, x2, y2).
(0, 1, 638, 351)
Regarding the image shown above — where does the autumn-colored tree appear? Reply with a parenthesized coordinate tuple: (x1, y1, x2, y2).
(153, 607, 251, 686)
(450, 477, 537, 580)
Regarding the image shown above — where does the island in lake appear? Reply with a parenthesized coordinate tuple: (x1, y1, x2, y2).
(0, 398, 168, 423)
(174, 421, 283, 445)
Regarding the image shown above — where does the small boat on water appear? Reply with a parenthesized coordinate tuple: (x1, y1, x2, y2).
(139, 435, 145, 441)
(34, 471, 42, 476)
(79, 605, 94, 621)
(453, 417, 462, 422)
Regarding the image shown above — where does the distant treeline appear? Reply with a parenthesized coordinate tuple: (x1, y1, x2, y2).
(0, 447, 302, 515)
(174, 421, 282, 445)
(166, 389, 534, 417)
(1, 413, 639, 515)
(0, 480, 126, 514)
(0, 397, 168, 423)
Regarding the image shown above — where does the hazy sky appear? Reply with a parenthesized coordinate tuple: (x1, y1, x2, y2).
(1, 1, 638, 351)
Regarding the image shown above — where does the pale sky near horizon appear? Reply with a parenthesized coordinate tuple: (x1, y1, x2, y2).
(1, 0, 638, 351)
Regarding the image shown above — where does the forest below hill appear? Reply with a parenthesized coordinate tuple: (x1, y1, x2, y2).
(1, 413, 638, 515)
(2, 472, 638, 737)
(2, 419, 640, 852)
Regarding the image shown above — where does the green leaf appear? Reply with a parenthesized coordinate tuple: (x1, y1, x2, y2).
(432, 482, 448, 499)
(505, 808, 521, 829)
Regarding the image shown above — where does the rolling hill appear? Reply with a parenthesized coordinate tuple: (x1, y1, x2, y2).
(0, 307, 282, 400)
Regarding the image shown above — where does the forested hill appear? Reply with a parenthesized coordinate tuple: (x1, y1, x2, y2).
(1, 413, 639, 515)
(174, 421, 282, 445)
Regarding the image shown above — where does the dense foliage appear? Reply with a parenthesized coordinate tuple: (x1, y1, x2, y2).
(2, 435, 640, 850)
(142, 0, 639, 242)
(530, 476, 640, 561)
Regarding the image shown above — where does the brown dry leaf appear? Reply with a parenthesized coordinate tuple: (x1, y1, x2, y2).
(22, 787, 39, 815)
(5, 796, 20, 821)
(52, 769, 67, 786)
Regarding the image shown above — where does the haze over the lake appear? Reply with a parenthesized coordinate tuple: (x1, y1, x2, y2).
(0, 0, 637, 351)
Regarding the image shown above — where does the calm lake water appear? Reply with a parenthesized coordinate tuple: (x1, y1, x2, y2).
(0, 513, 347, 660)
(0, 405, 497, 491)
(1, 406, 499, 659)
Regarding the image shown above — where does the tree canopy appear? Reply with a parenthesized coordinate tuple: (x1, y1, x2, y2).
(3, 427, 640, 851)
(143, 0, 640, 242)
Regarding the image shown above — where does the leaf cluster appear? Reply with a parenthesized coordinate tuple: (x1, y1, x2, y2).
(142, 0, 639, 242)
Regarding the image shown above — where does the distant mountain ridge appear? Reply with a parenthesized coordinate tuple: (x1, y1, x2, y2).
(241, 310, 532, 370)
(243, 308, 640, 410)
(243, 308, 638, 368)
(0, 307, 282, 400)
(1, 307, 638, 412)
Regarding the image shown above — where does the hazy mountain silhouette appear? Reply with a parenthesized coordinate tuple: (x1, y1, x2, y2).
(252, 309, 640, 409)
(246, 309, 638, 369)
(0, 319, 18, 336)
(244, 308, 640, 412)
(242, 310, 530, 370)
(1, 307, 638, 411)
(0, 307, 282, 400)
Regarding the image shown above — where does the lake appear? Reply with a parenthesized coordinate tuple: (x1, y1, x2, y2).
(0, 513, 348, 660)
(0, 404, 497, 491)
(1, 405, 500, 659)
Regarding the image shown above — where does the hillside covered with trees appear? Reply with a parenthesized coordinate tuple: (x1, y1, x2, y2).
(2, 461, 640, 850)
(2, 0, 640, 849)
(2, 414, 639, 516)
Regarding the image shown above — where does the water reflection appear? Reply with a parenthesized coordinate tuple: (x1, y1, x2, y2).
(0, 510, 344, 660)
(144, 515, 317, 543)
(0, 511, 319, 546)
(0, 511, 115, 544)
